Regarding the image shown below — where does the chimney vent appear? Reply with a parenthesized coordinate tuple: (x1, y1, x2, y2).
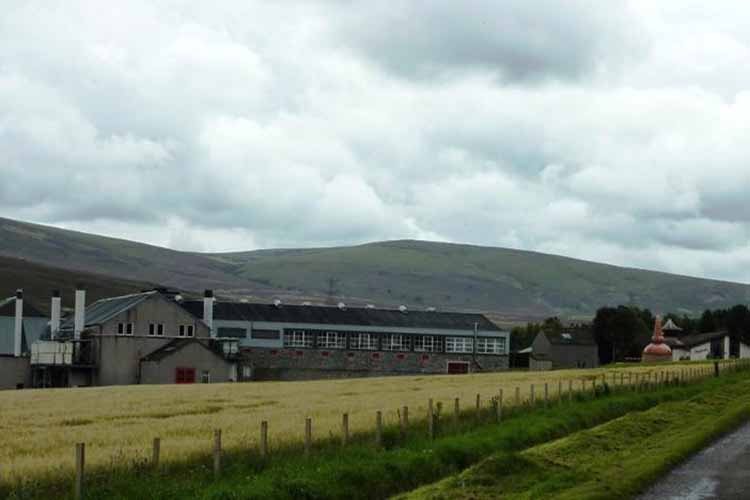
(14, 289, 23, 357)
(203, 290, 214, 337)
(74, 287, 86, 340)
(50, 290, 62, 340)
(399, 305, 408, 313)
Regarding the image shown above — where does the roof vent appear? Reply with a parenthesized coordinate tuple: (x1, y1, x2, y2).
(174, 294, 183, 302)
(399, 305, 408, 313)
(365, 304, 375, 309)
(302, 301, 311, 306)
(273, 299, 282, 307)
(426, 307, 436, 312)
(338, 302, 346, 310)
(240, 298, 249, 303)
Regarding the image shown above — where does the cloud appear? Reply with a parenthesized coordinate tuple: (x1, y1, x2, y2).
(0, 1, 750, 284)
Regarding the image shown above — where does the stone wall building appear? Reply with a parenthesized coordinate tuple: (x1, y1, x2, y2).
(179, 297, 510, 380)
(528, 331, 599, 370)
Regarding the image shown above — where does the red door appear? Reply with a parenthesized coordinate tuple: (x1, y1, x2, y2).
(175, 367, 196, 384)
(447, 362, 470, 374)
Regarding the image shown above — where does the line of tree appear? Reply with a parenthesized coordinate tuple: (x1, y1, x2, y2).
(511, 304, 750, 366)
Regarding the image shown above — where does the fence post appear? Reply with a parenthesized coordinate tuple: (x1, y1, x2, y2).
(305, 418, 312, 456)
(714, 362, 720, 378)
(568, 379, 573, 401)
(475, 394, 481, 419)
(74, 443, 85, 500)
(341, 414, 349, 446)
(557, 380, 562, 402)
(261, 421, 269, 460)
(428, 398, 435, 440)
(515, 387, 520, 407)
(530, 385, 535, 405)
(152, 437, 160, 469)
(497, 389, 503, 421)
(400, 406, 408, 438)
(454, 398, 460, 422)
(213, 429, 222, 478)
(375, 411, 383, 447)
(544, 383, 549, 406)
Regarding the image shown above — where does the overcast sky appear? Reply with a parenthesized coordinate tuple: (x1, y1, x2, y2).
(2, 1, 750, 282)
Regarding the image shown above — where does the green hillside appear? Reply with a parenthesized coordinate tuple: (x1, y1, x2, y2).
(1, 217, 748, 318)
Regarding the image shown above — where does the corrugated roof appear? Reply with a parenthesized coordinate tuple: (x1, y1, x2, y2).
(545, 330, 596, 346)
(60, 291, 157, 331)
(0, 317, 49, 355)
(141, 338, 220, 362)
(679, 331, 728, 348)
(0, 297, 46, 318)
(180, 301, 500, 331)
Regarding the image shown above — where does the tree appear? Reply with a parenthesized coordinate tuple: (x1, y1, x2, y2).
(698, 310, 717, 333)
(593, 306, 649, 364)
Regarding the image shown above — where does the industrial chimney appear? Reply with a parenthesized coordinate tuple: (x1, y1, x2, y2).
(50, 290, 61, 340)
(14, 290, 23, 357)
(74, 287, 86, 340)
(203, 289, 214, 337)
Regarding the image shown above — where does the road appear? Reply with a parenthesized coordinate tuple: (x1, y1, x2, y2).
(636, 422, 750, 500)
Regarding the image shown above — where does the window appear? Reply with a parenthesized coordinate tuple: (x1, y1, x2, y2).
(217, 327, 246, 338)
(414, 335, 443, 353)
(446, 337, 473, 353)
(284, 330, 313, 348)
(382, 334, 410, 351)
(148, 323, 165, 336)
(201, 370, 211, 384)
(242, 366, 252, 379)
(252, 329, 280, 340)
(476, 337, 505, 355)
(175, 367, 195, 384)
(350, 333, 378, 350)
(117, 323, 134, 336)
(178, 325, 195, 338)
(318, 331, 346, 349)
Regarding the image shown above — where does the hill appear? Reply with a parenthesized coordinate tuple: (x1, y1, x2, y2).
(0, 255, 154, 313)
(1, 216, 748, 318)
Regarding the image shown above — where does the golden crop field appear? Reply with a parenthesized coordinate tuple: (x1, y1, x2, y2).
(0, 362, 714, 485)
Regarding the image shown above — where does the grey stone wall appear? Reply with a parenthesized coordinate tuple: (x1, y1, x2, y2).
(243, 347, 508, 380)
(0, 355, 31, 389)
(140, 342, 235, 384)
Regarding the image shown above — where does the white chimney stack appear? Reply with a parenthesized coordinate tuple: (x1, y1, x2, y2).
(203, 289, 214, 337)
(74, 287, 86, 340)
(50, 290, 61, 340)
(14, 290, 23, 357)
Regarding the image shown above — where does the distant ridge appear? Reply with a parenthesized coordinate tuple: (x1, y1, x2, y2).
(0, 216, 748, 318)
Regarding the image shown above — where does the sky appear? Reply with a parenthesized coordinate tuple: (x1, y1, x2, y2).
(1, 1, 750, 283)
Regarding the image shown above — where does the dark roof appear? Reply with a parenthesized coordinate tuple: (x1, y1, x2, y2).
(663, 336, 685, 348)
(545, 330, 596, 346)
(0, 296, 46, 318)
(141, 338, 220, 362)
(60, 291, 158, 331)
(679, 331, 728, 348)
(180, 301, 500, 331)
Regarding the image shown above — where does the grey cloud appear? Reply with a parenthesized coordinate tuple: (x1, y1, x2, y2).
(329, 0, 643, 82)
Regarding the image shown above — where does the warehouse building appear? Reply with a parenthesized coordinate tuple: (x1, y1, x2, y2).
(30, 288, 242, 387)
(0, 291, 48, 389)
(181, 294, 510, 380)
(527, 330, 599, 370)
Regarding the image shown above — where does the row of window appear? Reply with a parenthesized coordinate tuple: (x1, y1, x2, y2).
(282, 330, 506, 354)
(115, 322, 194, 338)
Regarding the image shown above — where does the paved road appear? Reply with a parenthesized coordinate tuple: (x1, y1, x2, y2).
(636, 422, 750, 500)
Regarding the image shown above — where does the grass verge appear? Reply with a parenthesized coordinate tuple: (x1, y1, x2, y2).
(401, 377, 750, 499)
(5, 368, 748, 500)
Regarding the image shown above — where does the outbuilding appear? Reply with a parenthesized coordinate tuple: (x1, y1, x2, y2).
(528, 331, 599, 370)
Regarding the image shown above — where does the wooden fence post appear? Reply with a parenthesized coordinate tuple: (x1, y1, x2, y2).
(557, 380, 562, 402)
(454, 398, 460, 421)
(375, 411, 383, 447)
(213, 429, 222, 478)
(568, 379, 573, 400)
(341, 414, 349, 446)
(74, 443, 85, 500)
(305, 418, 312, 456)
(400, 406, 408, 438)
(515, 387, 520, 407)
(260, 421, 269, 459)
(530, 385, 535, 405)
(544, 383, 549, 406)
(152, 437, 160, 469)
(497, 389, 503, 421)
(475, 393, 481, 415)
(428, 398, 434, 440)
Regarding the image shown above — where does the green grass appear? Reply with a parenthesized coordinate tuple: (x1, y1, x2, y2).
(402, 376, 750, 499)
(6, 368, 749, 500)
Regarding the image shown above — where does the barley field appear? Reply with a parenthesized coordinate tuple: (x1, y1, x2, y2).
(0, 362, 713, 484)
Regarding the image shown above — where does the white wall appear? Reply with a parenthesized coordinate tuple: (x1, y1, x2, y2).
(689, 342, 713, 361)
